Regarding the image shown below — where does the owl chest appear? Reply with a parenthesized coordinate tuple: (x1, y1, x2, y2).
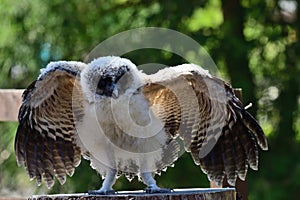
(77, 98, 174, 174)
(97, 94, 154, 131)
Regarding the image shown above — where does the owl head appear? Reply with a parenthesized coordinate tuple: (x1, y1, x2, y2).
(81, 56, 143, 103)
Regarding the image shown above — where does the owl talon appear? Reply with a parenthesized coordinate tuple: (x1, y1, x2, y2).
(88, 189, 116, 195)
(145, 186, 172, 193)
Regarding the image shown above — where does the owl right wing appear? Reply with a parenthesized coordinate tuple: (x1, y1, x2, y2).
(142, 64, 268, 186)
(14, 61, 87, 188)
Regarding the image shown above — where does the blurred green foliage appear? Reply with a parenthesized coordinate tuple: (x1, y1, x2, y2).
(0, 0, 299, 199)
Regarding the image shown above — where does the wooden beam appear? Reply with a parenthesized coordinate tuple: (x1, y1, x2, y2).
(0, 89, 24, 122)
(30, 188, 236, 200)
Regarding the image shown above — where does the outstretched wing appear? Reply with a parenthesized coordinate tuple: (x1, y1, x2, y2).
(142, 64, 268, 186)
(14, 61, 87, 188)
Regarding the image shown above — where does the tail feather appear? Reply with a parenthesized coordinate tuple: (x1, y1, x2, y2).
(200, 143, 225, 186)
(221, 129, 237, 186)
(42, 139, 55, 188)
(235, 116, 259, 171)
(199, 104, 267, 186)
(52, 137, 67, 185)
(243, 112, 268, 150)
(232, 129, 248, 181)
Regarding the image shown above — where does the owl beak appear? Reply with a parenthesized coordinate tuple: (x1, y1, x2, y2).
(112, 85, 119, 99)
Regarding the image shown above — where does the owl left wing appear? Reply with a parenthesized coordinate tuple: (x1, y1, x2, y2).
(142, 64, 268, 186)
(14, 61, 86, 188)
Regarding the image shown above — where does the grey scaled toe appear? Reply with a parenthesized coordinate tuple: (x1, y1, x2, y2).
(145, 187, 172, 194)
(88, 189, 116, 195)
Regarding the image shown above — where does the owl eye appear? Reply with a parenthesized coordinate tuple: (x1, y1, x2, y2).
(96, 78, 106, 95)
(96, 77, 115, 96)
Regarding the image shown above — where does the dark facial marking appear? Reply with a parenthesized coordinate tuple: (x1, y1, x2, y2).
(96, 76, 115, 96)
(95, 65, 130, 97)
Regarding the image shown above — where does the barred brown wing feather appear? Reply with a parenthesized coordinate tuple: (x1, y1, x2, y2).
(142, 83, 182, 172)
(242, 111, 268, 151)
(14, 62, 85, 188)
(143, 66, 268, 186)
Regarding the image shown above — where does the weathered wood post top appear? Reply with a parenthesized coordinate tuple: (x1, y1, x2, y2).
(30, 188, 236, 200)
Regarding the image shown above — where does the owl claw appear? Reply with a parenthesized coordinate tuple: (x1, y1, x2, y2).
(88, 189, 116, 195)
(145, 186, 172, 193)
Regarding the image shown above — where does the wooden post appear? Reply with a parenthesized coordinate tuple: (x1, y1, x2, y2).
(30, 188, 236, 200)
(0, 89, 23, 121)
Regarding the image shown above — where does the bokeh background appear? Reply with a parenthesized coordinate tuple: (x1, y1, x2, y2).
(0, 0, 299, 199)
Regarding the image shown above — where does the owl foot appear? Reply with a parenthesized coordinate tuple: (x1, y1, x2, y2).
(145, 186, 172, 193)
(88, 189, 116, 195)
